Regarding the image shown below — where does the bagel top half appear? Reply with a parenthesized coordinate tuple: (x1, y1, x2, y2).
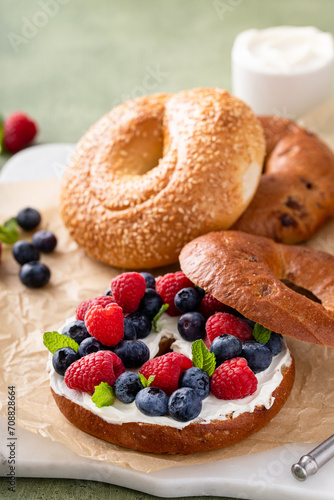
(60, 88, 265, 268)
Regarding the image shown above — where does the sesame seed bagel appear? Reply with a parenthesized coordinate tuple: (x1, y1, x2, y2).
(180, 230, 334, 347)
(60, 88, 265, 269)
(233, 116, 334, 243)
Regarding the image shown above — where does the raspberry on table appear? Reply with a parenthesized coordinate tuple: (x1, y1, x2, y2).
(206, 312, 253, 346)
(155, 271, 195, 316)
(85, 303, 124, 346)
(197, 293, 233, 319)
(139, 352, 193, 395)
(3, 112, 38, 153)
(110, 272, 146, 314)
(76, 295, 116, 321)
(64, 350, 125, 394)
(210, 357, 258, 400)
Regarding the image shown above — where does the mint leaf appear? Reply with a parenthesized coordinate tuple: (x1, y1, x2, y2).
(0, 217, 19, 244)
(139, 373, 155, 388)
(252, 323, 272, 344)
(192, 339, 216, 376)
(92, 382, 115, 408)
(43, 331, 79, 354)
(153, 304, 169, 332)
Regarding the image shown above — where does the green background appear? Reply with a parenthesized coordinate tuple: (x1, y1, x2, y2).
(1, 0, 333, 498)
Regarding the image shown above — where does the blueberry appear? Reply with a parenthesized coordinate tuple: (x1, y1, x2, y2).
(138, 289, 163, 319)
(195, 286, 206, 300)
(140, 272, 156, 289)
(168, 387, 202, 422)
(12, 241, 40, 265)
(105, 287, 113, 296)
(177, 312, 206, 342)
(127, 311, 152, 339)
(266, 332, 283, 356)
(52, 347, 78, 376)
(241, 341, 273, 373)
(174, 287, 202, 313)
(209, 334, 242, 366)
(19, 261, 50, 288)
(113, 340, 150, 368)
(114, 372, 144, 404)
(123, 317, 137, 340)
(179, 367, 210, 399)
(16, 207, 41, 231)
(62, 320, 90, 344)
(233, 311, 256, 328)
(135, 387, 168, 416)
(78, 337, 103, 357)
(32, 230, 57, 253)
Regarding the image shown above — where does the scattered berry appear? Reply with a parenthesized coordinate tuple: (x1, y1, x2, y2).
(32, 230, 57, 253)
(135, 387, 168, 416)
(179, 367, 210, 399)
(85, 303, 124, 347)
(197, 293, 231, 319)
(19, 261, 50, 288)
(209, 334, 242, 366)
(266, 332, 283, 356)
(140, 272, 156, 289)
(76, 295, 115, 321)
(206, 312, 253, 346)
(64, 350, 125, 394)
(105, 287, 113, 296)
(12, 240, 40, 265)
(156, 271, 195, 316)
(210, 357, 258, 400)
(16, 207, 41, 231)
(138, 289, 163, 319)
(78, 337, 104, 358)
(3, 112, 38, 153)
(123, 317, 137, 340)
(114, 372, 144, 404)
(113, 340, 150, 369)
(52, 347, 78, 376)
(127, 311, 152, 339)
(110, 272, 146, 314)
(234, 312, 256, 328)
(174, 287, 202, 313)
(168, 387, 202, 422)
(140, 352, 193, 395)
(177, 312, 206, 342)
(241, 341, 273, 373)
(195, 286, 206, 300)
(62, 320, 90, 344)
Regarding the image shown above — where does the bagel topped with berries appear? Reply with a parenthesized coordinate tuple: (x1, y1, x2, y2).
(46, 266, 295, 455)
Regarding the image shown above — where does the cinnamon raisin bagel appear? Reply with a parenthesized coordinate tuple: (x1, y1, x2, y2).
(180, 230, 334, 347)
(233, 116, 334, 243)
(60, 88, 265, 269)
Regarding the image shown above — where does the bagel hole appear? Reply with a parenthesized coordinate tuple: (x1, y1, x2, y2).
(281, 279, 321, 304)
(120, 117, 164, 175)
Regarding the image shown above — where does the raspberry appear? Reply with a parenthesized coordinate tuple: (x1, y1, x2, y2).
(155, 271, 195, 316)
(76, 295, 115, 321)
(210, 357, 258, 400)
(140, 352, 193, 395)
(3, 112, 38, 153)
(111, 272, 146, 314)
(85, 303, 124, 346)
(64, 350, 125, 394)
(206, 312, 253, 346)
(198, 293, 232, 319)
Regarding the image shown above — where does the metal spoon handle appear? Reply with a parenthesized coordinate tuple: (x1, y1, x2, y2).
(291, 434, 334, 481)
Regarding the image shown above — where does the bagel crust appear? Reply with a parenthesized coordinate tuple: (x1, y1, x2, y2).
(60, 88, 265, 269)
(233, 116, 334, 243)
(180, 230, 334, 347)
(50, 359, 294, 455)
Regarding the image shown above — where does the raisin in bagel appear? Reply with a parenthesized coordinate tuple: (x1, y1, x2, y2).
(60, 88, 265, 269)
(180, 230, 334, 347)
(233, 116, 334, 243)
